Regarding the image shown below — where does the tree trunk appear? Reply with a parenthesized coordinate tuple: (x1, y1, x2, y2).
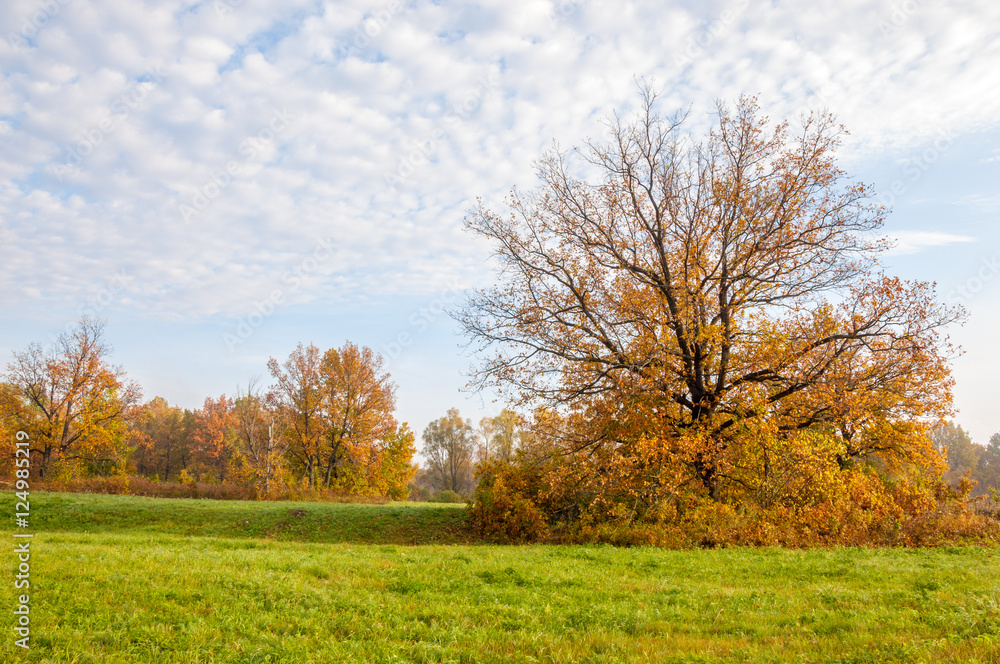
(324, 452, 335, 489)
(693, 454, 721, 501)
(37, 448, 52, 479)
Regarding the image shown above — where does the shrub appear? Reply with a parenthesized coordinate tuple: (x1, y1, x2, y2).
(465, 452, 1000, 548)
(433, 490, 464, 503)
(469, 462, 549, 543)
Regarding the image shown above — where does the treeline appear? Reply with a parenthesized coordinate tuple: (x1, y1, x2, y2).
(0, 318, 415, 499)
(933, 422, 1000, 499)
(0, 316, 539, 503)
(411, 407, 526, 501)
(0, 315, 997, 547)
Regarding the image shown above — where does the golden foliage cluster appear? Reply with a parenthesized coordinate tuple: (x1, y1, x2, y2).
(463, 90, 992, 546)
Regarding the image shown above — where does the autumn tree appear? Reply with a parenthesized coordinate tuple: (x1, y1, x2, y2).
(231, 378, 288, 494)
(477, 409, 525, 464)
(0, 383, 20, 467)
(131, 397, 195, 481)
(358, 422, 417, 500)
(423, 408, 476, 495)
(189, 394, 236, 482)
(319, 341, 408, 493)
(1, 318, 141, 478)
(268, 343, 326, 488)
(458, 89, 960, 520)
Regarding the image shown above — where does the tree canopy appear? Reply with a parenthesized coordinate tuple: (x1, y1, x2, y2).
(460, 91, 963, 539)
(422, 408, 476, 495)
(2, 317, 141, 478)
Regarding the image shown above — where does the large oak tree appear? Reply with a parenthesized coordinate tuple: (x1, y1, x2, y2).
(458, 91, 960, 506)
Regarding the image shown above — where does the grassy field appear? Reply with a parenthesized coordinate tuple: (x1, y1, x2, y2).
(1, 493, 998, 663)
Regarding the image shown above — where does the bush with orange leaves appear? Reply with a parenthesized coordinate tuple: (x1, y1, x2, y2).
(469, 460, 550, 543)
(469, 416, 1000, 547)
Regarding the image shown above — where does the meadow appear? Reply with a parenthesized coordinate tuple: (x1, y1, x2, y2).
(2, 492, 998, 663)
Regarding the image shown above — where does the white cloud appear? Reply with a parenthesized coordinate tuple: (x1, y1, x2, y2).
(3, 0, 999, 457)
(1, 0, 999, 321)
(885, 230, 977, 255)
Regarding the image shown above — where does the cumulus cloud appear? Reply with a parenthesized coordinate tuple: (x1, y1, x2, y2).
(1, 0, 999, 320)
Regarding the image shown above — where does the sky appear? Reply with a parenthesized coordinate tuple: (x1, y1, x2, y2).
(1, 0, 999, 447)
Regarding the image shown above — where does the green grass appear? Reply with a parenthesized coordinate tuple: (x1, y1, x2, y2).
(2, 492, 999, 663)
(8, 491, 472, 545)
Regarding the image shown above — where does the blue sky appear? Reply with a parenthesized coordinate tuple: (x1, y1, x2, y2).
(1, 0, 999, 447)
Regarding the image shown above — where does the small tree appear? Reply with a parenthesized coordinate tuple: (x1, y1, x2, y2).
(933, 421, 980, 488)
(232, 378, 287, 494)
(319, 341, 400, 491)
(423, 408, 476, 495)
(978, 432, 1000, 497)
(2, 317, 141, 478)
(268, 342, 325, 488)
(477, 409, 525, 464)
(930, 420, 1000, 497)
(368, 423, 418, 500)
